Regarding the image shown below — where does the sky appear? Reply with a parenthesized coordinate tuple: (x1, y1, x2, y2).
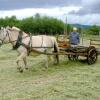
(0, 0, 100, 25)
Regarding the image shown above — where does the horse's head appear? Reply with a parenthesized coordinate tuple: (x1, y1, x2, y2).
(0, 26, 12, 46)
(0, 26, 24, 47)
(0, 27, 6, 46)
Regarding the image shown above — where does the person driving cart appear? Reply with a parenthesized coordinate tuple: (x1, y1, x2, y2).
(68, 27, 80, 60)
(69, 27, 80, 47)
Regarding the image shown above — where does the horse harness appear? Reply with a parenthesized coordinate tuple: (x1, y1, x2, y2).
(12, 31, 45, 55)
(12, 31, 33, 54)
(13, 31, 23, 50)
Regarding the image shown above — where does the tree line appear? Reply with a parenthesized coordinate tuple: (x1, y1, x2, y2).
(83, 25, 100, 35)
(0, 14, 100, 36)
(0, 14, 72, 35)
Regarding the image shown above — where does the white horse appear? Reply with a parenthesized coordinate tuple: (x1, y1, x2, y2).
(0, 26, 59, 72)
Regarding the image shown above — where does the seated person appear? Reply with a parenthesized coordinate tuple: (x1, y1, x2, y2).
(69, 27, 80, 60)
(69, 27, 80, 47)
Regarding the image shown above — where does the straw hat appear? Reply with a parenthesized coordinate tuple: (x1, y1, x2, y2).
(73, 27, 77, 31)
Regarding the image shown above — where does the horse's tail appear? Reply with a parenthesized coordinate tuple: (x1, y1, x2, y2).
(53, 38, 59, 64)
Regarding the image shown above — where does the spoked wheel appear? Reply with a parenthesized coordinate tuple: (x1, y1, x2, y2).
(68, 55, 79, 61)
(87, 46, 97, 65)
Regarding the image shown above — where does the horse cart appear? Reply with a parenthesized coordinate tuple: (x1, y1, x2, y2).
(56, 35, 98, 65)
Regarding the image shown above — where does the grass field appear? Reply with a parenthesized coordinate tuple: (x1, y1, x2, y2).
(0, 44, 100, 100)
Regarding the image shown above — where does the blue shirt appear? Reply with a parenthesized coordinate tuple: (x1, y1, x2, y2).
(69, 32, 80, 45)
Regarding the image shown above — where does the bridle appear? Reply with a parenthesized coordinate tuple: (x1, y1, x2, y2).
(0, 28, 29, 50)
(0, 29, 12, 46)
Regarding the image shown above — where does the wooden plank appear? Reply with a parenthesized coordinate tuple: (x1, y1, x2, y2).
(45, 52, 88, 56)
(90, 43, 100, 46)
(30, 48, 88, 56)
(90, 39, 100, 46)
(90, 39, 100, 41)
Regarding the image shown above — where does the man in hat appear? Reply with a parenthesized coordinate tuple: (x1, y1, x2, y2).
(69, 27, 80, 47)
(68, 27, 80, 60)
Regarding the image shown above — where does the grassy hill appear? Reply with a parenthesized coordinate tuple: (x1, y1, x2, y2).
(0, 44, 100, 100)
(71, 24, 91, 29)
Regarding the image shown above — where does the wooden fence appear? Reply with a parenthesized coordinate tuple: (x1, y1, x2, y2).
(90, 39, 100, 54)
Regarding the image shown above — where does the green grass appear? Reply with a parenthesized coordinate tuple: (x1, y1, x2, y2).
(0, 44, 100, 100)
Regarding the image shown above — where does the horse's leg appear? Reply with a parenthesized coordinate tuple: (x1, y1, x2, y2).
(44, 52, 56, 68)
(16, 56, 23, 73)
(48, 55, 54, 64)
(23, 57, 28, 70)
(44, 55, 49, 69)
(16, 52, 27, 72)
(53, 55, 58, 65)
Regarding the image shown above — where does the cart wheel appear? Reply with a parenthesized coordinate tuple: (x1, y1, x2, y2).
(87, 46, 97, 65)
(68, 55, 78, 61)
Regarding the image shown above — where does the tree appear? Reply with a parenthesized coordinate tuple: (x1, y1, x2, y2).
(84, 25, 100, 35)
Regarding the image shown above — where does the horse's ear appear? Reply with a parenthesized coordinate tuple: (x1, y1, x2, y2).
(1, 27, 4, 30)
(6, 26, 10, 29)
(6, 26, 11, 30)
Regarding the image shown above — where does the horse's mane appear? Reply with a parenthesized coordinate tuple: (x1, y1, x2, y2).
(12, 26, 21, 31)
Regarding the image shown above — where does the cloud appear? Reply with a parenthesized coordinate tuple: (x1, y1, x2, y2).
(0, 0, 81, 10)
(0, 6, 100, 25)
(0, 6, 80, 19)
(0, 0, 100, 25)
(67, 14, 100, 25)
(69, 0, 100, 15)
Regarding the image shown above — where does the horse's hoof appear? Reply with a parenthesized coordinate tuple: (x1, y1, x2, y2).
(42, 68, 47, 71)
(25, 68, 28, 70)
(53, 62, 58, 65)
(17, 67, 23, 73)
(19, 69, 23, 73)
(45, 66, 48, 69)
(53, 63, 57, 65)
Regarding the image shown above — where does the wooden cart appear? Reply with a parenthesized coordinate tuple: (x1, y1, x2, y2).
(56, 35, 98, 65)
